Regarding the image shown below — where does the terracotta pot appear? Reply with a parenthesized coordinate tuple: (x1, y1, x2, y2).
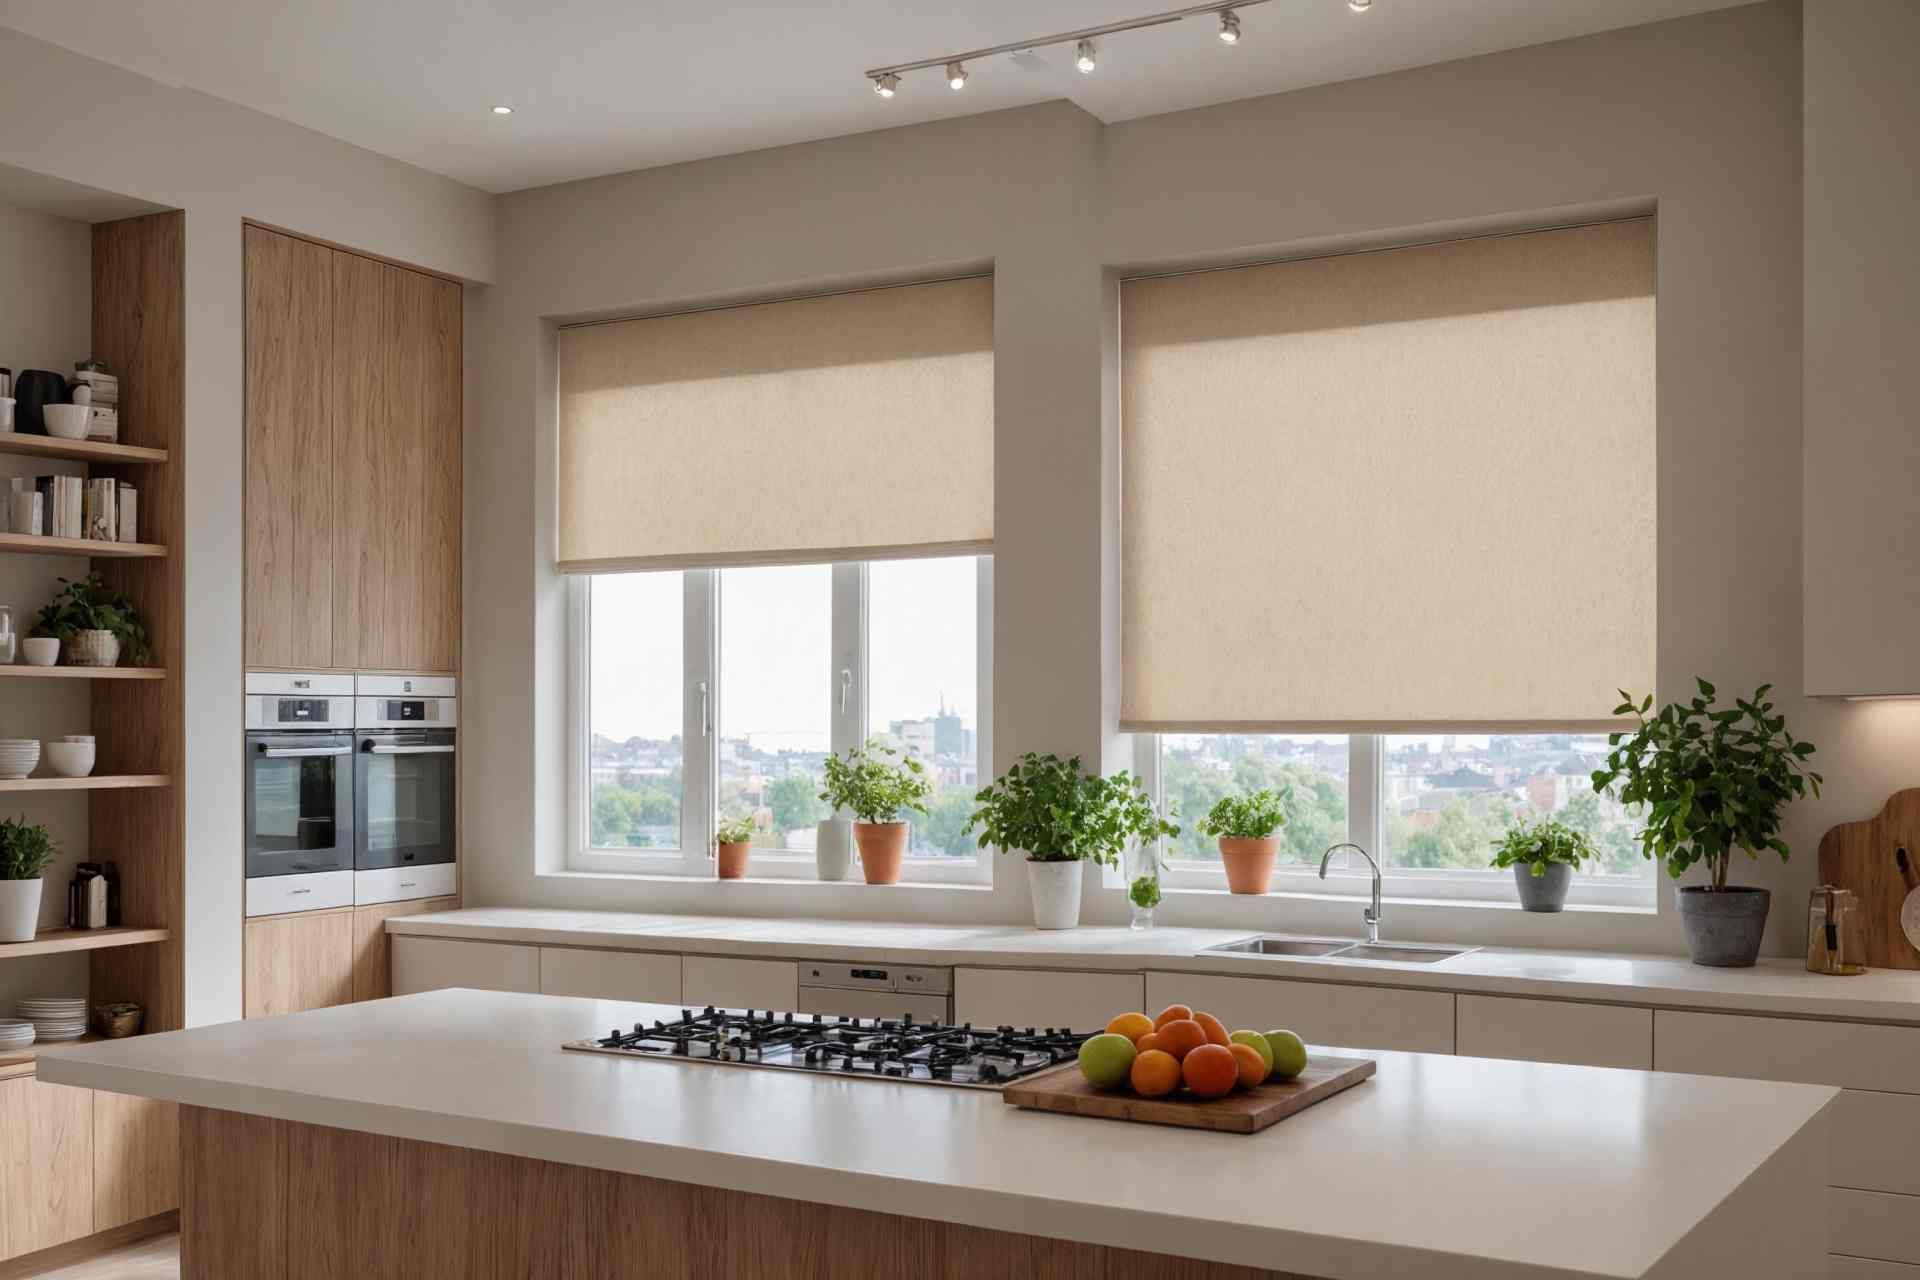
(715, 841, 751, 880)
(853, 822, 908, 885)
(1218, 836, 1280, 895)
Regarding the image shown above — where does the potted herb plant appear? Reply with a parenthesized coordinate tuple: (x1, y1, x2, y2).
(1489, 818, 1596, 912)
(31, 573, 152, 668)
(714, 814, 756, 881)
(966, 752, 1179, 930)
(818, 739, 931, 886)
(1591, 679, 1821, 967)
(1195, 789, 1288, 895)
(0, 816, 59, 943)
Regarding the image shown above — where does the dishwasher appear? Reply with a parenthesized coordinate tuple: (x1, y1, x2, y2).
(796, 961, 952, 1022)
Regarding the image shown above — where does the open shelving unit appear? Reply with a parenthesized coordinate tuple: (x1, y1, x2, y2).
(0, 531, 166, 558)
(0, 775, 171, 794)
(0, 926, 170, 959)
(0, 435, 168, 466)
(0, 665, 164, 681)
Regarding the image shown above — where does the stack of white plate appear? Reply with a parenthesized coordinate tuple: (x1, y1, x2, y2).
(0, 739, 38, 780)
(0, 1019, 35, 1051)
(16, 996, 87, 1042)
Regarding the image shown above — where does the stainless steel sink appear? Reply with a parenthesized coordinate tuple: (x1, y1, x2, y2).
(1207, 937, 1353, 958)
(1332, 942, 1474, 964)
(1204, 935, 1475, 965)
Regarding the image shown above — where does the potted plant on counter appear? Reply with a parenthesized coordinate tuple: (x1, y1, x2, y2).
(966, 753, 1179, 930)
(0, 816, 59, 943)
(819, 739, 930, 886)
(714, 814, 756, 881)
(1195, 789, 1288, 895)
(32, 573, 152, 668)
(1489, 818, 1596, 912)
(1591, 679, 1821, 967)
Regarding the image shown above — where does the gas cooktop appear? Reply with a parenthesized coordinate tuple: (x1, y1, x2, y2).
(564, 1007, 1092, 1090)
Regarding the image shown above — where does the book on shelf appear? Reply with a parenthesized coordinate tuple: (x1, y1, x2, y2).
(83, 478, 117, 542)
(116, 485, 137, 543)
(6, 475, 134, 541)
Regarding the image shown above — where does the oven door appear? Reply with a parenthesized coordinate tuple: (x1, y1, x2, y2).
(355, 729, 456, 869)
(245, 732, 355, 878)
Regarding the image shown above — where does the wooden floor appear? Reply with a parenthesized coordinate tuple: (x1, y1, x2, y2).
(17, 1233, 177, 1280)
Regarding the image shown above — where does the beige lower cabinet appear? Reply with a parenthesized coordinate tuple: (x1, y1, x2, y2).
(244, 909, 355, 1018)
(681, 955, 797, 1010)
(1832, 1189, 1920, 1266)
(0, 1078, 94, 1260)
(390, 936, 539, 996)
(953, 968, 1145, 1031)
(1145, 971, 1454, 1053)
(1653, 1009, 1920, 1093)
(540, 946, 682, 1003)
(1455, 994, 1652, 1069)
(1831, 1257, 1920, 1278)
(351, 896, 461, 1001)
(1830, 1089, 1920, 1198)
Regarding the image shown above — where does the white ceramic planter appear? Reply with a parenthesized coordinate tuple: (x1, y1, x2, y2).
(1026, 858, 1083, 930)
(0, 878, 42, 943)
(815, 818, 852, 882)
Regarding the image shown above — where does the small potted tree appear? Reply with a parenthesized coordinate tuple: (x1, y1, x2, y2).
(1489, 818, 1596, 912)
(1591, 679, 1821, 967)
(818, 739, 930, 886)
(32, 573, 152, 668)
(0, 816, 59, 943)
(1195, 789, 1288, 895)
(966, 752, 1179, 930)
(714, 814, 756, 881)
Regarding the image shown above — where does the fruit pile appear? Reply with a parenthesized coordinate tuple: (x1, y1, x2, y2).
(1076, 1005, 1308, 1100)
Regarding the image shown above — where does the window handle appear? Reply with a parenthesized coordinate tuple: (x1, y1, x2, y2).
(699, 681, 710, 738)
(839, 667, 852, 715)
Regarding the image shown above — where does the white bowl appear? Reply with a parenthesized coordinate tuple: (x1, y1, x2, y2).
(20, 637, 58, 666)
(0, 741, 38, 779)
(42, 404, 89, 440)
(42, 741, 94, 778)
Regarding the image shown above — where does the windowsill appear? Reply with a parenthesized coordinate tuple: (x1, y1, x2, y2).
(1134, 883, 1657, 916)
(545, 867, 994, 892)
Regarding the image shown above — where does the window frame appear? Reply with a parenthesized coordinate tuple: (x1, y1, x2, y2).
(568, 557, 993, 884)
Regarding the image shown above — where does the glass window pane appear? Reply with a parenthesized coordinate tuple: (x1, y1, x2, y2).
(588, 573, 684, 849)
(720, 565, 832, 852)
(1159, 735, 1349, 867)
(868, 556, 981, 858)
(1381, 734, 1648, 876)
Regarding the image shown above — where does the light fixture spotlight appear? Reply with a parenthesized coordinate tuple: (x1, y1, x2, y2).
(873, 72, 900, 98)
(947, 61, 968, 90)
(1348, 0, 1372, 11)
(490, 104, 513, 115)
(1217, 9, 1241, 43)
(1075, 39, 1098, 73)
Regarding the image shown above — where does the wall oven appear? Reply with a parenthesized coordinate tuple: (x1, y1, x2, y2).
(354, 676, 457, 905)
(244, 673, 356, 917)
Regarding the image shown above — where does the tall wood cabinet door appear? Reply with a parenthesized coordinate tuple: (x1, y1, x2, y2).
(94, 1092, 178, 1231)
(329, 250, 392, 672)
(405, 269, 461, 672)
(244, 910, 355, 1018)
(0, 1077, 94, 1260)
(244, 226, 334, 668)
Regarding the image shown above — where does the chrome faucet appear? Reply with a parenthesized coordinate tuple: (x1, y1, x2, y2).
(1319, 842, 1382, 944)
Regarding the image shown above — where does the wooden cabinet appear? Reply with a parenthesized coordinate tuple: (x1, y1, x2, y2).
(244, 909, 355, 1018)
(680, 956, 797, 1010)
(391, 936, 539, 996)
(351, 896, 460, 1002)
(1456, 994, 1652, 1069)
(952, 969, 1143, 1031)
(92, 1093, 178, 1232)
(244, 226, 461, 673)
(540, 946, 682, 1003)
(1144, 972, 1454, 1054)
(0, 1078, 94, 1260)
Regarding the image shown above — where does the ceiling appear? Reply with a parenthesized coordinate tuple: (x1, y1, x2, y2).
(0, 0, 1758, 194)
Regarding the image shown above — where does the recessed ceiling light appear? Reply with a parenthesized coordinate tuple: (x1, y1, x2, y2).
(946, 61, 968, 91)
(1075, 39, 1098, 73)
(1349, 0, 1372, 11)
(491, 104, 513, 115)
(1218, 10, 1241, 43)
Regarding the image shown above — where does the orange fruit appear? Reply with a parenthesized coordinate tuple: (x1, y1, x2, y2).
(1106, 1011, 1155, 1042)
(1228, 1042, 1270, 1089)
(1153, 1003, 1194, 1030)
(1134, 1032, 1162, 1054)
(1153, 1018, 1207, 1061)
(1129, 1049, 1181, 1098)
(1192, 1011, 1231, 1047)
(1182, 1044, 1238, 1098)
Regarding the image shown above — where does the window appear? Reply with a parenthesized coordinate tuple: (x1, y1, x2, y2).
(572, 556, 991, 882)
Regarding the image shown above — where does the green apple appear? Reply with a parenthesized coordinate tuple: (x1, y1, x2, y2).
(1229, 1030, 1274, 1072)
(1077, 1033, 1138, 1089)
(1262, 1030, 1308, 1081)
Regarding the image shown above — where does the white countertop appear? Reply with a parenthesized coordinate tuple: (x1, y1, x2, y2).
(386, 906, 1920, 1024)
(40, 990, 1834, 1280)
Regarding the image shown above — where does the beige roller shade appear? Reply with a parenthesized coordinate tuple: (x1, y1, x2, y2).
(557, 276, 993, 572)
(1121, 219, 1656, 731)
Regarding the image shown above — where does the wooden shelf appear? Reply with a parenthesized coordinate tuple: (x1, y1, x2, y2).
(0, 434, 167, 465)
(0, 926, 169, 960)
(0, 532, 166, 559)
(0, 775, 171, 794)
(0, 1034, 108, 1081)
(0, 665, 165, 680)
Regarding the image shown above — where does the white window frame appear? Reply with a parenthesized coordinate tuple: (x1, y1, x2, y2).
(1133, 733, 1654, 909)
(568, 558, 993, 884)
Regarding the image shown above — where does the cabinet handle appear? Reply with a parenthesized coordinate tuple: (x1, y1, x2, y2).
(839, 667, 852, 715)
(699, 681, 711, 738)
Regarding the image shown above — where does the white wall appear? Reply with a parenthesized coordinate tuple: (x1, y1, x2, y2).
(0, 28, 495, 1025)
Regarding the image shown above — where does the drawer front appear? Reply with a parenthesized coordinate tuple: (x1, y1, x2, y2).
(1832, 1090, 1920, 1196)
(1832, 1189, 1920, 1266)
(354, 862, 457, 906)
(1655, 1011, 1920, 1094)
(953, 970, 1144, 1032)
(540, 947, 681, 1004)
(1146, 972, 1453, 1054)
(390, 936, 539, 996)
(246, 869, 354, 917)
(681, 956, 798, 1011)
(1457, 995, 1653, 1069)
(1833, 1257, 1920, 1278)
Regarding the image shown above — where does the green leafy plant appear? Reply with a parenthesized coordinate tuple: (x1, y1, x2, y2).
(30, 573, 152, 664)
(1195, 789, 1289, 841)
(818, 739, 931, 825)
(0, 816, 59, 881)
(965, 752, 1180, 868)
(714, 814, 758, 845)
(1489, 818, 1597, 878)
(1128, 875, 1163, 910)
(1590, 679, 1821, 892)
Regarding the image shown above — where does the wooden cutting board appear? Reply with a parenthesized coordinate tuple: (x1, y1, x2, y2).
(1818, 789, 1920, 969)
(1002, 1053, 1375, 1134)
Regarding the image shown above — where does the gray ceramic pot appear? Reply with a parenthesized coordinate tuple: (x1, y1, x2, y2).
(1514, 862, 1572, 912)
(1675, 885, 1771, 967)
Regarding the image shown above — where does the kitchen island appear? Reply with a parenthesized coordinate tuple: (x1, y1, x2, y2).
(41, 989, 1834, 1280)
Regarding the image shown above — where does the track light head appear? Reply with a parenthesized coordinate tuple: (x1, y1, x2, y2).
(1217, 9, 1241, 43)
(873, 72, 900, 98)
(1075, 39, 1097, 73)
(1349, 0, 1372, 11)
(946, 61, 968, 90)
